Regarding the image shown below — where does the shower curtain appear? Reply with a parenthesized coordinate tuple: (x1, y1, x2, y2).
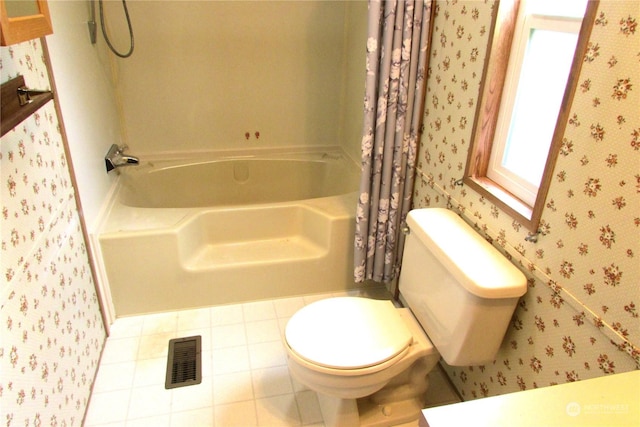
(354, 0, 433, 285)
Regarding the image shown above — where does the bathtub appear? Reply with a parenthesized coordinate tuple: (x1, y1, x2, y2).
(97, 148, 362, 316)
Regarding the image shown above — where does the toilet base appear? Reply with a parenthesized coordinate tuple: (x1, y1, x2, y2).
(317, 393, 359, 427)
(317, 392, 425, 427)
(358, 396, 425, 427)
(316, 357, 435, 427)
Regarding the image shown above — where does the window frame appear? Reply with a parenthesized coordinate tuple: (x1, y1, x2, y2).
(487, 11, 584, 207)
(463, 0, 599, 231)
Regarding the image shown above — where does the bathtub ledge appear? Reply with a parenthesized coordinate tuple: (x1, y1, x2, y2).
(184, 235, 327, 270)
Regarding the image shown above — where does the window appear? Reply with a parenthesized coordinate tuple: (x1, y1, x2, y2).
(464, 0, 599, 231)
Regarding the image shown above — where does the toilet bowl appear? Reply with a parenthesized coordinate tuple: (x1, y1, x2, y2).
(284, 297, 440, 426)
(283, 208, 528, 427)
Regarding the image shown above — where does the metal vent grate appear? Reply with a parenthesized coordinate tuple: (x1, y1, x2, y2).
(165, 336, 202, 389)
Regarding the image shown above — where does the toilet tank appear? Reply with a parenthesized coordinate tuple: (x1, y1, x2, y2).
(399, 208, 526, 366)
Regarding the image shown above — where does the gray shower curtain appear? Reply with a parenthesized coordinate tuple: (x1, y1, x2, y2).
(354, 0, 433, 284)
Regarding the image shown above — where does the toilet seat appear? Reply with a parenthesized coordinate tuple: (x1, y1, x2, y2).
(284, 297, 413, 371)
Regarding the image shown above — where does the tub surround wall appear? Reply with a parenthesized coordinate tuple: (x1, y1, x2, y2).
(413, 1, 639, 399)
(104, 0, 367, 158)
(41, 0, 130, 324)
(44, 0, 124, 230)
(341, 0, 370, 164)
(0, 40, 106, 425)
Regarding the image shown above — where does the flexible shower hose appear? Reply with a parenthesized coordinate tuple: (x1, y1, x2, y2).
(99, 0, 134, 58)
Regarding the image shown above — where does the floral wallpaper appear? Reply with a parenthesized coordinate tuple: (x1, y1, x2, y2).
(0, 40, 106, 425)
(0, 4, 635, 424)
(413, 0, 639, 399)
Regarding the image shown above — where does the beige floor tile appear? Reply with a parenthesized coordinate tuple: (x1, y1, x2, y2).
(215, 400, 258, 426)
(213, 371, 254, 405)
(255, 394, 301, 426)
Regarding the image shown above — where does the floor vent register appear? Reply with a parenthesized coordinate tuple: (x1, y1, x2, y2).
(165, 336, 202, 389)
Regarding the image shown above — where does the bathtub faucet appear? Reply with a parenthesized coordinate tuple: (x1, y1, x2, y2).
(105, 144, 139, 173)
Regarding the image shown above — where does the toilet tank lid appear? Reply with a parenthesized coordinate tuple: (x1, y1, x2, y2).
(406, 209, 527, 299)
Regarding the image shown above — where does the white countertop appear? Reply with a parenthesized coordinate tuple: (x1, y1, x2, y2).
(422, 370, 639, 427)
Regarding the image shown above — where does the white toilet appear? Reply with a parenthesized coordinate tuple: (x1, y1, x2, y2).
(283, 208, 527, 427)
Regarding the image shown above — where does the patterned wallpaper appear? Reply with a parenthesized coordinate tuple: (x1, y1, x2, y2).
(413, 0, 639, 399)
(0, 4, 636, 423)
(0, 40, 106, 425)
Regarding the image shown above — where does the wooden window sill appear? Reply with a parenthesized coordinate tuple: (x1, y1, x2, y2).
(464, 176, 534, 229)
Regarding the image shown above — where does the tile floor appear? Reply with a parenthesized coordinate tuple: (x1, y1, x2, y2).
(84, 287, 459, 426)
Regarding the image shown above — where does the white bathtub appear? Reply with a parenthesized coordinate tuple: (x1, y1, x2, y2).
(97, 148, 361, 316)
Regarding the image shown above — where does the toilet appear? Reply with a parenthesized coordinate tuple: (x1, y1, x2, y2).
(283, 208, 527, 427)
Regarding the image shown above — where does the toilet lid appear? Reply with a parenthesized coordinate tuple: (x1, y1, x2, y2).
(284, 297, 413, 370)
